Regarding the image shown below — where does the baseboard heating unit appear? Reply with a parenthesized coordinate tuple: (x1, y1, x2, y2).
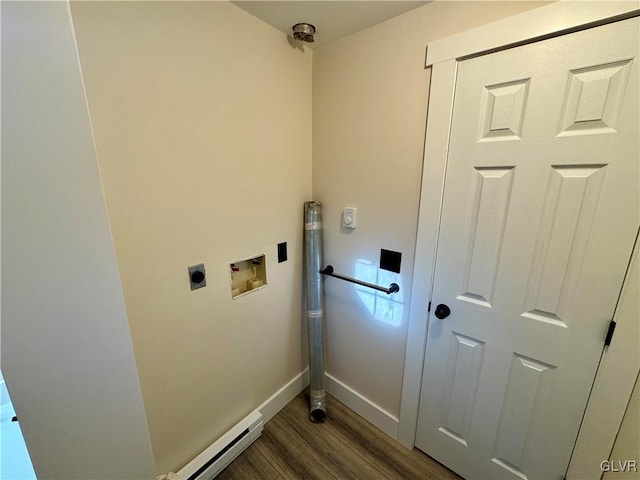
(177, 410, 263, 480)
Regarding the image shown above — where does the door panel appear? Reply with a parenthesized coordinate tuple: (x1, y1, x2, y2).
(460, 166, 515, 307)
(439, 332, 485, 446)
(416, 18, 639, 480)
(523, 164, 607, 327)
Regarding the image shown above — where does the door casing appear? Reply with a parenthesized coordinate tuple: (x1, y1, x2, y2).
(398, 4, 640, 480)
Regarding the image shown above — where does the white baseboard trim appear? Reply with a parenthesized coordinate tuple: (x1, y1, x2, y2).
(325, 372, 400, 440)
(257, 368, 309, 424)
(255, 368, 400, 441)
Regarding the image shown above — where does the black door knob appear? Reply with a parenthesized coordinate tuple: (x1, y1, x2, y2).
(434, 304, 451, 320)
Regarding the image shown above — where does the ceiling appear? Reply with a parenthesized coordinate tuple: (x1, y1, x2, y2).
(231, 1, 429, 47)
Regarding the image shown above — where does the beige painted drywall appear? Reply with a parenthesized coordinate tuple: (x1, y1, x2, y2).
(1, 2, 156, 478)
(313, 1, 550, 418)
(70, 1, 312, 473)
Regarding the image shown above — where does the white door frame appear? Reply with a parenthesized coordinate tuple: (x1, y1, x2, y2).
(398, 3, 640, 479)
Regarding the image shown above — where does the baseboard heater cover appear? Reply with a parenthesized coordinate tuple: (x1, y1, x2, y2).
(177, 410, 263, 480)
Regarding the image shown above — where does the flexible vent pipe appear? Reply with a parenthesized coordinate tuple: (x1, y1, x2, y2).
(304, 201, 327, 423)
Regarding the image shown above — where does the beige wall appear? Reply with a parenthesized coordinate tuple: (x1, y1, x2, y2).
(312, 1, 549, 418)
(1, 2, 156, 478)
(70, 1, 312, 473)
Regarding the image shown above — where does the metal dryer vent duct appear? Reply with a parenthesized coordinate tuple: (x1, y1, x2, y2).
(304, 201, 326, 422)
(292, 23, 316, 43)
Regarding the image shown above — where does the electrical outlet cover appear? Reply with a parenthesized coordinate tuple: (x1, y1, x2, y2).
(278, 242, 287, 263)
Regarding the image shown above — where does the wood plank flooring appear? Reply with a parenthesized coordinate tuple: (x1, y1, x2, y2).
(217, 391, 462, 480)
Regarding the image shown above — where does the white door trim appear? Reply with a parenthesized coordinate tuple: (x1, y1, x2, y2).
(567, 234, 639, 480)
(425, 0, 640, 67)
(398, 58, 458, 449)
(399, 3, 640, 477)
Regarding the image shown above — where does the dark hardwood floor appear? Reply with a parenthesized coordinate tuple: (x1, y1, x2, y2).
(217, 391, 462, 480)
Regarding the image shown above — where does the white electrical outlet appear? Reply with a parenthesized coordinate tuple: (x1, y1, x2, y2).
(343, 207, 357, 229)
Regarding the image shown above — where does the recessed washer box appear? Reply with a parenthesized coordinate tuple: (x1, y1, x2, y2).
(229, 254, 267, 299)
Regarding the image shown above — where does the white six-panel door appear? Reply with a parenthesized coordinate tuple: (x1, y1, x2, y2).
(415, 17, 639, 480)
